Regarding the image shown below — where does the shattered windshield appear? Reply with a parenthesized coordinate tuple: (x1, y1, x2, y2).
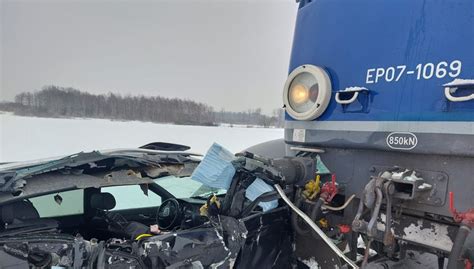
(154, 176, 226, 199)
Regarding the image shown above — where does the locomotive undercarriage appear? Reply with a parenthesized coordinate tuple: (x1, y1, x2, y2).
(295, 147, 474, 268)
(251, 140, 474, 268)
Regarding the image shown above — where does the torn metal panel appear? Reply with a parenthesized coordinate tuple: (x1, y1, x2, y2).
(0, 170, 156, 204)
(144, 163, 197, 178)
(0, 145, 318, 268)
(0, 150, 200, 194)
(139, 216, 249, 268)
(0, 250, 29, 269)
(237, 207, 294, 268)
(143, 227, 232, 268)
(219, 216, 248, 258)
(0, 233, 78, 268)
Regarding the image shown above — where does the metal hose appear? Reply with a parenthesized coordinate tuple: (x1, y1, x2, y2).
(322, 194, 356, 211)
(291, 186, 324, 235)
(448, 224, 471, 269)
(291, 192, 325, 235)
(291, 193, 312, 235)
(274, 184, 359, 268)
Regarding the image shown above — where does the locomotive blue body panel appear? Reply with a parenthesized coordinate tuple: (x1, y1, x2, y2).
(287, 0, 474, 122)
(276, 1, 474, 265)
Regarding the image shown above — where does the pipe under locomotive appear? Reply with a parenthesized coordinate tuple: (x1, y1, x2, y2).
(250, 0, 474, 268)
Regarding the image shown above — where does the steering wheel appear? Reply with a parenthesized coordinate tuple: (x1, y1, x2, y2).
(157, 198, 182, 230)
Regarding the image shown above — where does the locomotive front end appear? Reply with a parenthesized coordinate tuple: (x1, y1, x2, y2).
(280, 0, 474, 267)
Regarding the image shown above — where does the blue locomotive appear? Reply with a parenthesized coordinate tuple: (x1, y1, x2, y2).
(252, 0, 474, 267)
(0, 1, 473, 268)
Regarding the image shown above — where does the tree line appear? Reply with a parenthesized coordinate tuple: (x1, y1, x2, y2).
(0, 85, 284, 127)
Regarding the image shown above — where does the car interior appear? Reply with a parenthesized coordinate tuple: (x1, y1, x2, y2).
(0, 182, 208, 241)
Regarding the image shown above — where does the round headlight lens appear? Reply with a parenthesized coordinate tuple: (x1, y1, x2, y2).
(288, 72, 319, 113)
(283, 65, 332, 120)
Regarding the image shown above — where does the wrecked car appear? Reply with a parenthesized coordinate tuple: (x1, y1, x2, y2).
(0, 142, 318, 268)
(6, 140, 457, 269)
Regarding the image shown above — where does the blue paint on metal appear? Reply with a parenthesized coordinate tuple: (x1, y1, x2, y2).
(286, 0, 474, 122)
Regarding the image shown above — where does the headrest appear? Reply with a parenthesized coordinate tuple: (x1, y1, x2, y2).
(90, 193, 116, 210)
(1, 200, 40, 224)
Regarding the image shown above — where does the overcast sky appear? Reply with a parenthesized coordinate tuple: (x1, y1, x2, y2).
(1, 0, 297, 114)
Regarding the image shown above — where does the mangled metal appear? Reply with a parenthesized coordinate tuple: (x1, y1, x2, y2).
(0, 148, 201, 194)
(0, 143, 315, 268)
(6, 142, 467, 268)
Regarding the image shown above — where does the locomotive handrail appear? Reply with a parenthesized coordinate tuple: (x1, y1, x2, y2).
(336, 91, 359, 104)
(444, 87, 474, 102)
(443, 79, 474, 102)
(335, 87, 368, 105)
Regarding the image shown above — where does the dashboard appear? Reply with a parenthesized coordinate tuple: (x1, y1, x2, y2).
(157, 198, 207, 230)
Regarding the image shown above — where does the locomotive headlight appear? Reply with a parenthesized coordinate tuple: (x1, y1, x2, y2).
(290, 84, 309, 105)
(283, 65, 332, 120)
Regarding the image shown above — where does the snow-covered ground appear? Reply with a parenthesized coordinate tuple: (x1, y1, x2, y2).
(0, 113, 283, 162)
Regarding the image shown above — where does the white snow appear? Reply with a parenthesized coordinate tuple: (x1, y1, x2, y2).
(443, 78, 474, 87)
(299, 257, 320, 269)
(417, 183, 432, 190)
(402, 220, 453, 252)
(339, 86, 368, 92)
(0, 113, 283, 162)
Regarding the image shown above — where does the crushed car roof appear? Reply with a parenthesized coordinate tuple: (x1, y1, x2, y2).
(0, 145, 202, 204)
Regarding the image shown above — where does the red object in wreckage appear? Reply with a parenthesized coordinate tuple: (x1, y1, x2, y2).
(465, 259, 473, 269)
(338, 224, 351, 234)
(449, 192, 474, 227)
(320, 174, 338, 203)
